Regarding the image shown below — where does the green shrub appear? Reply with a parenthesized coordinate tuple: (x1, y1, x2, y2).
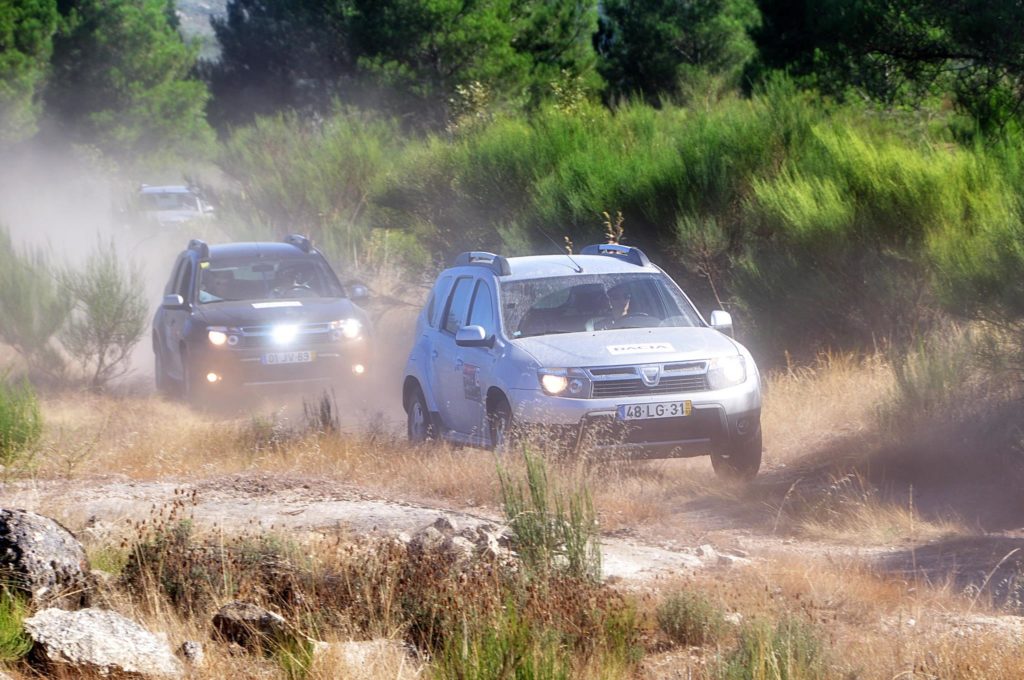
(0, 377, 42, 469)
(0, 588, 31, 663)
(0, 226, 71, 377)
(719, 617, 827, 680)
(497, 449, 601, 581)
(59, 241, 148, 391)
(656, 590, 726, 647)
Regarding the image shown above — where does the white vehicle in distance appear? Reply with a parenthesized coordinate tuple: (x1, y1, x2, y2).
(139, 184, 214, 227)
(402, 244, 763, 479)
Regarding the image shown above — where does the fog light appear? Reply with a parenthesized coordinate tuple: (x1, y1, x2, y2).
(736, 417, 751, 436)
(227, 334, 239, 346)
(352, 364, 365, 375)
(206, 372, 220, 383)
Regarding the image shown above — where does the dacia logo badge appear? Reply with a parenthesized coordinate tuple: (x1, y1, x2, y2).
(640, 365, 661, 386)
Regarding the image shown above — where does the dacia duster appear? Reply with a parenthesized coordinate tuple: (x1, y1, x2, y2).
(402, 244, 762, 479)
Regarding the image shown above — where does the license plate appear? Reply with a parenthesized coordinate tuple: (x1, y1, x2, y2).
(262, 351, 315, 365)
(618, 401, 692, 421)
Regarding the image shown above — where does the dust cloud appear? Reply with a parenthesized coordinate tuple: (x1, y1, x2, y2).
(0, 143, 420, 429)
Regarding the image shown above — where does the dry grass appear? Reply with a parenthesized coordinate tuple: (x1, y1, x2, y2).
(761, 352, 893, 465)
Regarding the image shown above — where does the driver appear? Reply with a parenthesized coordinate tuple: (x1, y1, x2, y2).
(607, 283, 632, 318)
(198, 269, 231, 303)
(273, 263, 316, 297)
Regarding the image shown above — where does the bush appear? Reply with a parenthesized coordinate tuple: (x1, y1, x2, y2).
(0, 226, 71, 377)
(719, 617, 827, 680)
(656, 590, 726, 647)
(60, 241, 148, 391)
(0, 588, 31, 663)
(498, 448, 601, 581)
(0, 377, 42, 470)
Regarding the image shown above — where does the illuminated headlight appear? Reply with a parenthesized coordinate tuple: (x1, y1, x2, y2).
(707, 355, 747, 390)
(271, 324, 299, 344)
(207, 329, 228, 346)
(538, 368, 590, 397)
(329, 318, 362, 340)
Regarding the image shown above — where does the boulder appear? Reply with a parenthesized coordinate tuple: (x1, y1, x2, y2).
(23, 607, 183, 678)
(0, 508, 91, 608)
(212, 600, 294, 651)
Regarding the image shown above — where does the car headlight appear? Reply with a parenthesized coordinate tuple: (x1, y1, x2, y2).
(207, 329, 228, 346)
(707, 355, 746, 390)
(329, 318, 362, 340)
(538, 368, 590, 397)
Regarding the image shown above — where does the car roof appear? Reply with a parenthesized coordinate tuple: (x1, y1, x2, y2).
(201, 242, 318, 260)
(141, 185, 194, 194)
(447, 254, 660, 281)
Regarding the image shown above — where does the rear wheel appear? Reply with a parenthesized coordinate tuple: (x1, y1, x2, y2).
(711, 427, 762, 481)
(406, 386, 434, 443)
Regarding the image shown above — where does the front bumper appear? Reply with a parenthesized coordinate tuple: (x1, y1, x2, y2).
(188, 339, 370, 391)
(509, 383, 760, 458)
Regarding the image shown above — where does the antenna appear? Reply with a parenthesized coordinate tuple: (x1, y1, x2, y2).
(534, 225, 583, 273)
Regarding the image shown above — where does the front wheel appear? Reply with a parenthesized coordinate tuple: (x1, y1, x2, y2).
(406, 386, 434, 443)
(154, 344, 172, 396)
(711, 427, 762, 481)
(487, 398, 514, 453)
(180, 350, 208, 407)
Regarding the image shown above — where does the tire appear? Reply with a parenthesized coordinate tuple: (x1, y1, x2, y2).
(406, 386, 434, 443)
(180, 349, 206, 407)
(487, 397, 514, 453)
(154, 344, 171, 396)
(711, 426, 762, 481)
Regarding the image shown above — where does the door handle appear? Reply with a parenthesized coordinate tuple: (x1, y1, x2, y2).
(455, 358, 464, 370)
(431, 350, 439, 359)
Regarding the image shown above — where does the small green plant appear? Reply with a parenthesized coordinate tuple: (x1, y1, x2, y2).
(0, 587, 32, 662)
(0, 376, 42, 470)
(498, 449, 601, 581)
(274, 635, 317, 680)
(719, 616, 826, 680)
(656, 590, 727, 646)
(60, 240, 148, 391)
(435, 604, 570, 680)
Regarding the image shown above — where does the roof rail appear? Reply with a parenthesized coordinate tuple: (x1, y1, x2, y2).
(283, 234, 313, 253)
(454, 251, 512, 276)
(187, 238, 209, 259)
(579, 243, 650, 267)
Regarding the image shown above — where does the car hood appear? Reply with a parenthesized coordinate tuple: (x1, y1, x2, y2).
(512, 326, 739, 367)
(193, 298, 366, 327)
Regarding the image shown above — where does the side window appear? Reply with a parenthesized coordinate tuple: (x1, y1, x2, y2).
(175, 260, 194, 300)
(165, 257, 184, 296)
(442, 277, 474, 335)
(428, 275, 453, 328)
(467, 281, 495, 335)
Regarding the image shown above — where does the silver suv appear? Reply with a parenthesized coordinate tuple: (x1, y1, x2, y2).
(402, 244, 762, 479)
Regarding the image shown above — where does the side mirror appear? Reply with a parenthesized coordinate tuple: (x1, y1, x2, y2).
(162, 293, 187, 310)
(349, 283, 369, 301)
(456, 325, 493, 348)
(709, 310, 733, 335)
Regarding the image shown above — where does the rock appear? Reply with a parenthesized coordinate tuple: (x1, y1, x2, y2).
(409, 526, 447, 554)
(0, 508, 91, 609)
(24, 607, 183, 678)
(176, 640, 204, 667)
(212, 601, 293, 651)
(431, 516, 458, 535)
(449, 536, 476, 561)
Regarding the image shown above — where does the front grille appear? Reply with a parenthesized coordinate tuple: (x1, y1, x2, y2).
(591, 374, 709, 398)
(582, 410, 721, 446)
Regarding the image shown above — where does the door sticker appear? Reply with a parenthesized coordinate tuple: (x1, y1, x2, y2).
(462, 364, 482, 401)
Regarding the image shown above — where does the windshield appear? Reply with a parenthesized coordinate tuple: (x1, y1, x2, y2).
(197, 257, 343, 304)
(500, 273, 703, 338)
(142, 191, 200, 211)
